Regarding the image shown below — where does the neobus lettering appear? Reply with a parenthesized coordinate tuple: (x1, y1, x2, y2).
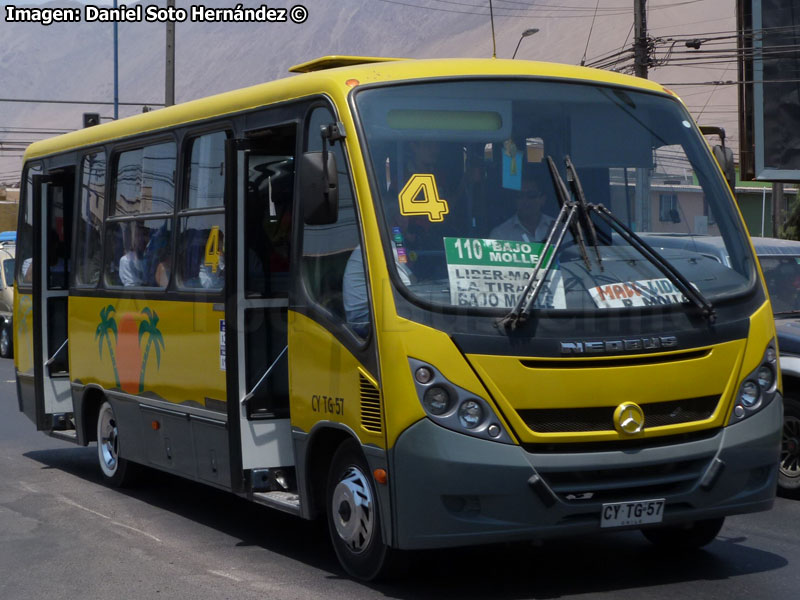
(5, 5, 81, 25)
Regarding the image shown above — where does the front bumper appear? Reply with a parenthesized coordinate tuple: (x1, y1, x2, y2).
(391, 394, 782, 550)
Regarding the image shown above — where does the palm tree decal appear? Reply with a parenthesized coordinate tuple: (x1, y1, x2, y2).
(95, 305, 121, 388)
(138, 307, 165, 393)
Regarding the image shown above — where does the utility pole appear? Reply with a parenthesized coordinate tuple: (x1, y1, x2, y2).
(165, 0, 175, 106)
(633, 0, 649, 231)
(634, 0, 648, 79)
(113, 0, 119, 119)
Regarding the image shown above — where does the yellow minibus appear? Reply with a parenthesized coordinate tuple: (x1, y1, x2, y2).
(14, 56, 781, 580)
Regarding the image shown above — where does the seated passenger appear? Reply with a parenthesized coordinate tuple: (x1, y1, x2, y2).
(119, 223, 147, 286)
(490, 174, 556, 243)
(343, 244, 412, 336)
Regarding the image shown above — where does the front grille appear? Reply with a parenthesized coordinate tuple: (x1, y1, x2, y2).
(538, 457, 711, 502)
(518, 395, 719, 433)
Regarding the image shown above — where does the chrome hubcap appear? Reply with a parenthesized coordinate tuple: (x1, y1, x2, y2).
(781, 416, 800, 479)
(332, 466, 374, 553)
(99, 409, 119, 472)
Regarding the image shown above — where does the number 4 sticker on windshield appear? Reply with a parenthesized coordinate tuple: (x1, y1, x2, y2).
(398, 174, 449, 222)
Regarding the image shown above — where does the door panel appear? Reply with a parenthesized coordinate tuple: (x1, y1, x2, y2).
(225, 135, 295, 473)
(29, 172, 74, 430)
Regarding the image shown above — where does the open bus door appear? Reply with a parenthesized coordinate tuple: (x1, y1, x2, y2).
(26, 170, 74, 432)
(225, 133, 296, 506)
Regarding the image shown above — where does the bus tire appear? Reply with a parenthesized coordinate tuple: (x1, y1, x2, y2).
(326, 439, 391, 581)
(779, 397, 800, 493)
(96, 401, 135, 487)
(641, 517, 724, 550)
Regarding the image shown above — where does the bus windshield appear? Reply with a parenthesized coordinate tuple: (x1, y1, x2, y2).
(355, 80, 756, 313)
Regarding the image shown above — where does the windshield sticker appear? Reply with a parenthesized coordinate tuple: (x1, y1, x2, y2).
(398, 174, 449, 222)
(444, 237, 566, 309)
(589, 278, 688, 308)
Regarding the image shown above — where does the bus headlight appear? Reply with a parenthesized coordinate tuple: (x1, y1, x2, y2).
(408, 358, 513, 444)
(423, 386, 451, 415)
(739, 381, 759, 408)
(730, 342, 779, 423)
(756, 365, 774, 390)
(458, 400, 483, 429)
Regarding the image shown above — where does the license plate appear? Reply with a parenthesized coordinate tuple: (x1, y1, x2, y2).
(600, 499, 665, 528)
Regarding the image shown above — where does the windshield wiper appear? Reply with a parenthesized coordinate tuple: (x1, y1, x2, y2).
(498, 155, 717, 331)
(498, 155, 599, 330)
(567, 157, 716, 323)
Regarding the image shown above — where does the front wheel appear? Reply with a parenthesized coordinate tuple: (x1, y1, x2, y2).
(779, 397, 800, 492)
(326, 439, 391, 581)
(641, 517, 725, 550)
(96, 401, 135, 487)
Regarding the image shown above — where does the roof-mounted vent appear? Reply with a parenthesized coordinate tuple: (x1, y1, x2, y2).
(288, 55, 408, 74)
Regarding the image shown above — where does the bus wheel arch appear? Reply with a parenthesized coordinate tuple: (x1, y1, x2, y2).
(80, 386, 108, 444)
(325, 437, 392, 580)
(779, 376, 800, 493)
(305, 427, 353, 519)
(95, 398, 137, 487)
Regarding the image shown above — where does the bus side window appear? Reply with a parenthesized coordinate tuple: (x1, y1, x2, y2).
(74, 152, 105, 287)
(176, 131, 228, 291)
(104, 142, 176, 288)
(16, 163, 42, 287)
(302, 107, 369, 338)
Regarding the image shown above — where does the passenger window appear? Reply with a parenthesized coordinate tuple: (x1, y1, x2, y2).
(177, 214, 225, 290)
(16, 162, 42, 288)
(302, 107, 369, 338)
(176, 131, 228, 292)
(106, 141, 176, 288)
(187, 131, 227, 209)
(104, 220, 172, 288)
(47, 184, 70, 290)
(113, 142, 176, 215)
(246, 145, 295, 298)
(75, 152, 105, 287)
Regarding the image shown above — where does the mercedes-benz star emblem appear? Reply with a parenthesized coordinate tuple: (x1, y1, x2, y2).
(614, 402, 645, 435)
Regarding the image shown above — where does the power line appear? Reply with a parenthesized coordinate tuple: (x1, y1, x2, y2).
(0, 98, 164, 107)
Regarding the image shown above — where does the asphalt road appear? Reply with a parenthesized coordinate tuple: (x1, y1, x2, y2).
(1, 356, 799, 599)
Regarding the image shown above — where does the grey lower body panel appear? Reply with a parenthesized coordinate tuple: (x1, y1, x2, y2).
(391, 396, 782, 550)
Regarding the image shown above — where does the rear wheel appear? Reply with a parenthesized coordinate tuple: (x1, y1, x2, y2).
(641, 517, 725, 550)
(0, 324, 12, 358)
(779, 398, 800, 492)
(326, 439, 391, 581)
(96, 401, 135, 487)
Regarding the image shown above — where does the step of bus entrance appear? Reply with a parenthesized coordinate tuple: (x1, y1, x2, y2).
(252, 491, 301, 515)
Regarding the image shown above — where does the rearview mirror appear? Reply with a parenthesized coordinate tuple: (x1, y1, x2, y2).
(700, 126, 736, 192)
(300, 151, 338, 225)
(712, 144, 736, 192)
